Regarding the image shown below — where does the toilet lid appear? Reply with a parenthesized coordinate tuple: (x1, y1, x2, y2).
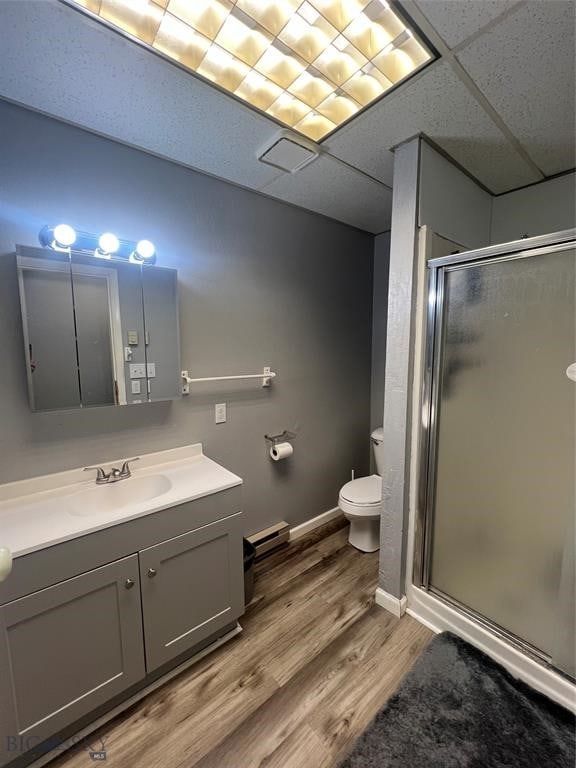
(340, 475, 382, 505)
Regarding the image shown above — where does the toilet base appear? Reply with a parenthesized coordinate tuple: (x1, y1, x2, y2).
(346, 516, 380, 553)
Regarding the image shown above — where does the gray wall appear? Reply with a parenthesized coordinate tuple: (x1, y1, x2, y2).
(419, 141, 492, 250)
(0, 100, 374, 535)
(490, 172, 576, 244)
(419, 141, 576, 249)
(370, 232, 390, 434)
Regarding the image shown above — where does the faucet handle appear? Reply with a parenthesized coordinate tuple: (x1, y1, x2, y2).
(84, 466, 110, 484)
(120, 457, 140, 478)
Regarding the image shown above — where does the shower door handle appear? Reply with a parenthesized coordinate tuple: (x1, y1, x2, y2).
(566, 363, 576, 382)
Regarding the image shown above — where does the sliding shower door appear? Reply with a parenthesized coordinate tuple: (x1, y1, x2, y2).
(420, 234, 575, 677)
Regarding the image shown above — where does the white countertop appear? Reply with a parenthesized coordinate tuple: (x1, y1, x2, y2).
(0, 444, 242, 559)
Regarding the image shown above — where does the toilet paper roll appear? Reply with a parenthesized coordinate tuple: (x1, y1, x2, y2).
(270, 442, 293, 461)
(0, 548, 13, 583)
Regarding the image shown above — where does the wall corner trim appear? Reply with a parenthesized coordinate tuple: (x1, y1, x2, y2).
(375, 587, 407, 618)
(290, 507, 343, 541)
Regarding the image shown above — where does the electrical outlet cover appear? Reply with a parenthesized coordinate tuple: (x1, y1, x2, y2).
(129, 363, 146, 379)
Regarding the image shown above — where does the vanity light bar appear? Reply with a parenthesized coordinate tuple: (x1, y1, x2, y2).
(68, 0, 434, 142)
(39, 225, 157, 264)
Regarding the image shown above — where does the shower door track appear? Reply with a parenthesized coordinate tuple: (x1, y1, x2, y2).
(427, 586, 552, 667)
(413, 228, 576, 674)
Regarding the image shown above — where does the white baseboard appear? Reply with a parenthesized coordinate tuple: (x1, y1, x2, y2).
(407, 586, 576, 713)
(375, 587, 407, 618)
(290, 507, 343, 540)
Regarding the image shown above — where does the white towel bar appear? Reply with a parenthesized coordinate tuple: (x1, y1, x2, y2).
(181, 367, 276, 394)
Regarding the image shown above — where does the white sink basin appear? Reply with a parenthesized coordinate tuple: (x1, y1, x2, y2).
(69, 474, 173, 517)
(0, 444, 244, 558)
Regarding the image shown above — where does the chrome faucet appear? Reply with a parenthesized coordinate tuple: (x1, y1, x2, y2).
(84, 458, 140, 485)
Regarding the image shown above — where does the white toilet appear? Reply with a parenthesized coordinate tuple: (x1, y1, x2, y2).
(338, 428, 384, 552)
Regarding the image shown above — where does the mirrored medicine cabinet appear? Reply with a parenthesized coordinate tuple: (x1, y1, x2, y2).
(14, 245, 181, 412)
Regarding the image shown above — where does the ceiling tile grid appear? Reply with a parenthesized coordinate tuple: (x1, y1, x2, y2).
(0, 0, 283, 189)
(456, 0, 576, 176)
(324, 114, 397, 185)
(323, 60, 540, 192)
(261, 154, 393, 233)
(414, 0, 522, 48)
(0, 0, 574, 232)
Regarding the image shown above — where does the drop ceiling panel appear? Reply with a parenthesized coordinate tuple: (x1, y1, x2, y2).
(323, 61, 540, 193)
(261, 155, 393, 233)
(457, 0, 576, 176)
(325, 131, 396, 185)
(0, 0, 282, 189)
(0, 0, 571, 232)
(414, 0, 521, 48)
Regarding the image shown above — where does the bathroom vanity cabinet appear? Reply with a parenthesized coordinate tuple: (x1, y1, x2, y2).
(0, 487, 243, 768)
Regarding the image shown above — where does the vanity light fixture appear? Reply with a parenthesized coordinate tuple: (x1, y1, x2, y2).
(39, 226, 157, 264)
(67, 0, 435, 142)
(135, 239, 157, 261)
(96, 232, 121, 257)
(39, 224, 77, 250)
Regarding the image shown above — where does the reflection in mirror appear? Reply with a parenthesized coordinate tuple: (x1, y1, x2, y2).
(141, 265, 180, 402)
(17, 251, 79, 411)
(15, 245, 180, 411)
(70, 252, 146, 406)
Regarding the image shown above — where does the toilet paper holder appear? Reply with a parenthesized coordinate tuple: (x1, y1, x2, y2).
(264, 430, 296, 446)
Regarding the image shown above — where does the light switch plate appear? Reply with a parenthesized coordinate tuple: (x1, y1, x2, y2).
(147, 363, 156, 378)
(131, 380, 141, 395)
(129, 363, 146, 379)
(215, 403, 227, 424)
(127, 330, 139, 345)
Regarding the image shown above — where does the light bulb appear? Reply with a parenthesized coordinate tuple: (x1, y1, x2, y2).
(53, 224, 77, 248)
(98, 232, 120, 254)
(136, 240, 156, 260)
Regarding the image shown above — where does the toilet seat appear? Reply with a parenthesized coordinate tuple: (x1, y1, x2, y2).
(339, 475, 381, 505)
(338, 432, 383, 553)
(338, 475, 382, 518)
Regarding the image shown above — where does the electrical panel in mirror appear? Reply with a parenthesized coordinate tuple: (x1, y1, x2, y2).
(15, 245, 181, 411)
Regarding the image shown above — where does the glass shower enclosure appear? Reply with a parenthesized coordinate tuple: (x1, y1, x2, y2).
(415, 230, 575, 678)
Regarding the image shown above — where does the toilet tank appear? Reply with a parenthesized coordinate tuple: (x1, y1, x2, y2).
(371, 427, 384, 475)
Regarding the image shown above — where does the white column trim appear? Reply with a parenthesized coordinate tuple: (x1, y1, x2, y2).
(375, 587, 407, 618)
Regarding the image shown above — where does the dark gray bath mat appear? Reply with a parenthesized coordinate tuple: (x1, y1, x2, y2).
(341, 632, 575, 768)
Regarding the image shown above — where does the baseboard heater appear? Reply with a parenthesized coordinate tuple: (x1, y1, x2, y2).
(247, 521, 290, 560)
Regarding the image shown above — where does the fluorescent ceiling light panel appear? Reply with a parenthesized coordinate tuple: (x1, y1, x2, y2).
(70, 0, 434, 141)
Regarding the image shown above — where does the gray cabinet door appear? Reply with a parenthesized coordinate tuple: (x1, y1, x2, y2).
(0, 555, 145, 767)
(139, 513, 244, 672)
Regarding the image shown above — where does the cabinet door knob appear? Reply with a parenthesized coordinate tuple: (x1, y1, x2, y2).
(147, 568, 157, 578)
(125, 578, 135, 589)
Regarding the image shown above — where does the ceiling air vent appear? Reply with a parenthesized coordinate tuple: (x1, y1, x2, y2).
(257, 133, 319, 173)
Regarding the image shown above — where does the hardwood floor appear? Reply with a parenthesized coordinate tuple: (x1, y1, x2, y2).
(53, 518, 432, 768)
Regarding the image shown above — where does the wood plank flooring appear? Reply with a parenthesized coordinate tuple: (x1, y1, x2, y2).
(53, 517, 432, 768)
